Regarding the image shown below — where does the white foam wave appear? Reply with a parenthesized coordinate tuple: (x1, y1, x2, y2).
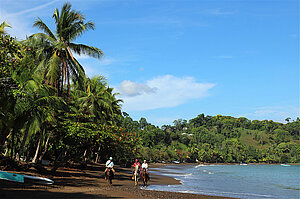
(202, 170, 214, 174)
(217, 191, 274, 198)
(195, 164, 206, 168)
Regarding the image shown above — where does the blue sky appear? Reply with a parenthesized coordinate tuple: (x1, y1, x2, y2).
(1, 0, 299, 126)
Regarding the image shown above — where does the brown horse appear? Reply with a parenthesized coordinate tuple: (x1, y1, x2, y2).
(140, 168, 149, 186)
(105, 167, 113, 186)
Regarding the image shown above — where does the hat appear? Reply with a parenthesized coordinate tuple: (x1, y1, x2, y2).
(109, 157, 113, 160)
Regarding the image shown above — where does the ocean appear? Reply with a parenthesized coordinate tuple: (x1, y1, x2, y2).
(145, 164, 300, 199)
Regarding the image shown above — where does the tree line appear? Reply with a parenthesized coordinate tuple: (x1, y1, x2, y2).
(123, 114, 299, 164)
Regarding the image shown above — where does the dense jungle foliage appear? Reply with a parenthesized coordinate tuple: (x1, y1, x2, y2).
(0, 3, 299, 173)
(124, 115, 299, 164)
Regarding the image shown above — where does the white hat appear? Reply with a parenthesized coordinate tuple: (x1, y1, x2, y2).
(109, 157, 113, 160)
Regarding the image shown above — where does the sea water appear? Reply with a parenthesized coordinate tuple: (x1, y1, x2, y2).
(145, 164, 300, 199)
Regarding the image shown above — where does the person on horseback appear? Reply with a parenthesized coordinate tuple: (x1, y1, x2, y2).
(105, 157, 115, 179)
(132, 158, 141, 176)
(141, 160, 148, 173)
(141, 159, 150, 180)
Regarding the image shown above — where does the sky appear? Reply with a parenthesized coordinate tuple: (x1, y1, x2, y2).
(1, 0, 299, 126)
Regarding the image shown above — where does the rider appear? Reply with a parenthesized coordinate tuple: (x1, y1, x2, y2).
(132, 159, 141, 176)
(105, 157, 115, 178)
(141, 159, 150, 179)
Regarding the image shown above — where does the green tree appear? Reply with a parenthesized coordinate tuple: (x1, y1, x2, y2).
(26, 3, 103, 96)
(73, 76, 123, 124)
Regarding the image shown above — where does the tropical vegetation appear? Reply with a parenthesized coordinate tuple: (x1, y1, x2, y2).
(0, 3, 299, 173)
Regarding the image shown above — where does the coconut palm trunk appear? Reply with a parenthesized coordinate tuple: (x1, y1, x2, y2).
(32, 131, 42, 163)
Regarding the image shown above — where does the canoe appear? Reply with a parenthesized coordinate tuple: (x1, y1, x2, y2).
(23, 174, 54, 184)
(0, 171, 54, 184)
(280, 164, 291, 167)
(0, 171, 24, 183)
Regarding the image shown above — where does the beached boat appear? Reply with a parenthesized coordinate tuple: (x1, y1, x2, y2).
(0, 171, 24, 183)
(280, 164, 291, 167)
(0, 171, 54, 184)
(23, 174, 54, 184)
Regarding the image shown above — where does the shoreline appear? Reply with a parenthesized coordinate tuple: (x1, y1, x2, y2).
(0, 163, 236, 199)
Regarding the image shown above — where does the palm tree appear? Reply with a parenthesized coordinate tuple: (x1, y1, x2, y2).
(14, 71, 64, 162)
(0, 21, 12, 36)
(26, 3, 103, 96)
(73, 76, 123, 124)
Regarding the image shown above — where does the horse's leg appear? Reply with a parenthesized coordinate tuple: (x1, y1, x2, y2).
(135, 172, 139, 186)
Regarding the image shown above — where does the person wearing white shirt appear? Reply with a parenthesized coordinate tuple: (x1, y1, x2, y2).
(141, 160, 150, 180)
(105, 157, 115, 176)
(142, 160, 148, 170)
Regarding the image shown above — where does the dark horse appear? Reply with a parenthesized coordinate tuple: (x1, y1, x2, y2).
(140, 168, 149, 186)
(105, 168, 114, 186)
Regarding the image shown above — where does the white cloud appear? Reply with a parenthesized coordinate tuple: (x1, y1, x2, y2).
(0, 9, 33, 39)
(241, 106, 299, 123)
(99, 58, 115, 66)
(118, 80, 157, 97)
(73, 52, 114, 65)
(0, 0, 59, 39)
(117, 75, 215, 111)
(6, 0, 59, 17)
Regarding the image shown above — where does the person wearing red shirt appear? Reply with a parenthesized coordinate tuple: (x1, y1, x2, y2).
(132, 159, 141, 177)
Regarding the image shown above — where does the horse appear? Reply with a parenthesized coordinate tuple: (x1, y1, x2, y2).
(140, 168, 149, 186)
(105, 167, 113, 186)
(133, 164, 139, 186)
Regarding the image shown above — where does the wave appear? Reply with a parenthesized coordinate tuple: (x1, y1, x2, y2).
(195, 164, 206, 168)
(146, 186, 275, 199)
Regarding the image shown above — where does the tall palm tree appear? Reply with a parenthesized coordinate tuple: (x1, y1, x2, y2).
(26, 3, 103, 96)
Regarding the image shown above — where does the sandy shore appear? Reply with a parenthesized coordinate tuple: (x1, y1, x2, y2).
(0, 163, 235, 199)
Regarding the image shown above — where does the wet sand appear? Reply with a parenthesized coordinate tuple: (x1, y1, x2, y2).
(0, 163, 235, 199)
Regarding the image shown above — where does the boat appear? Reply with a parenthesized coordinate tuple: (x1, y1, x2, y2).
(23, 174, 54, 184)
(0, 171, 24, 183)
(240, 162, 248, 165)
(280, 164, 291, 167)
(0, 171, 54, 184)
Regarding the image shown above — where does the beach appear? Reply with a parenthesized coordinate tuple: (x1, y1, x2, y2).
(0, 163, 235, 199)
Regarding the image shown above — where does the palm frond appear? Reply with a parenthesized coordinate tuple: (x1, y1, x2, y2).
(0, 21, 12, 35)
(52, 8, 60, 25)
(35, 96, 66, 107)
(47, 51, 61, 85)
(69, 43, 104, 59)
(33, 18, 56, 40)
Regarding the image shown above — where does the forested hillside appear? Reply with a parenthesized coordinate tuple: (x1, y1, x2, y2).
(120, 114, 300, 164)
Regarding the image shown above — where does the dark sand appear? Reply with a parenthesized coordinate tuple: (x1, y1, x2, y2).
(0, 163, 235, 199)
